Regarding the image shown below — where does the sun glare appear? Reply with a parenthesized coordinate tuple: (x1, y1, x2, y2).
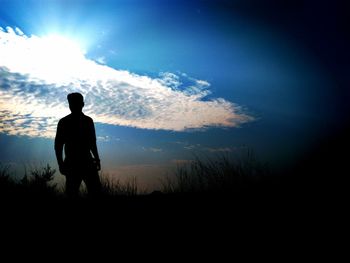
(0, 29, 89, 85)
(30, 34, 87, 83)
(41, 35, 85, 58)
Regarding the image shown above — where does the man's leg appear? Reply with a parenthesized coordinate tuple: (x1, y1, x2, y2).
(83, 170, 102, 198)
(65, 174, 82, 198)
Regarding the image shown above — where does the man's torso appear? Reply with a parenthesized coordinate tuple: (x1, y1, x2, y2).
(58, 113, 95, 164)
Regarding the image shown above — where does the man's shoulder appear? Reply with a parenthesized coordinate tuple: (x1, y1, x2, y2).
(82, 114, 94, 123)
(58, 114, 71, 124)
(58, 114, 70, 124)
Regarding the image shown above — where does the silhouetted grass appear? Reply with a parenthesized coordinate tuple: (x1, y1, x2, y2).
(0, 163, 16, 197)
(1, 151, 272, 200)
(0, 150, 306, 204)
(0, 163, 12, 184)
(1, 152, 325, 232)
(161, 150, 269, 194)
(20, 164, 58, 197)
(100, 172, 139, 196)
(0, 164, 143, 200)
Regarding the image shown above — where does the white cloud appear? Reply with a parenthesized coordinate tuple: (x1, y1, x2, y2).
(184, 144, 200, 150)
(14, 27, 24, 36)
(195, 79, 210, 87)
(95, 56, 106, 65)
(0, 27, 253, 138)
(148, 147, 163, 153)
(157, 72, 181, 89)
(141, 147, 163, 153)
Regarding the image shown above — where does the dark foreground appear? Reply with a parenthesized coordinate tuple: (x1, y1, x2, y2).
(0, 172, 344, 259)
(1, 172, 341, 222)
(1, 128, 347, 252)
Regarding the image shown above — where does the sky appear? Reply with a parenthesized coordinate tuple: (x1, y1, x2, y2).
(0, 0, 349, 190)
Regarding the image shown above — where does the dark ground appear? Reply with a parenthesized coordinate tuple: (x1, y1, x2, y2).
(0, 125, 347, 253)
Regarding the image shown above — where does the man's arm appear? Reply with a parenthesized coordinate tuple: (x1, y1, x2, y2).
(91, 142, 101, 171)
(54, 120, 66, 174)
(90, 120, 101, 171)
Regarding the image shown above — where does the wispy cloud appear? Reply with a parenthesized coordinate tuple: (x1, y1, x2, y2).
(142, 147, 163, 153)
(203, 147, 234, 153)
(0, 27, 253, 138)
(95, 56, 106, 65)
(184, 144, 201, 150)
(171, 141, 237, 153)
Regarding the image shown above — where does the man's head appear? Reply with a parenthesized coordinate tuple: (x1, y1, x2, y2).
(67, 92, 84, 114)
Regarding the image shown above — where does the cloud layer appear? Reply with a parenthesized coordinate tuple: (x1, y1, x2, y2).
(0, 27, 252, 138)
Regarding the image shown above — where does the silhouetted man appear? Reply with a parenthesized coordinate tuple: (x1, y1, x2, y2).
(55, 92, 101, 198)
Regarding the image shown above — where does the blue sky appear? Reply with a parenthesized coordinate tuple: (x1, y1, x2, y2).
(0, 0, 348, 190)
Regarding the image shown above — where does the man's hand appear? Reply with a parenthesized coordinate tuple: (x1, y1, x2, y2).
(95, 159, 101, 171)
